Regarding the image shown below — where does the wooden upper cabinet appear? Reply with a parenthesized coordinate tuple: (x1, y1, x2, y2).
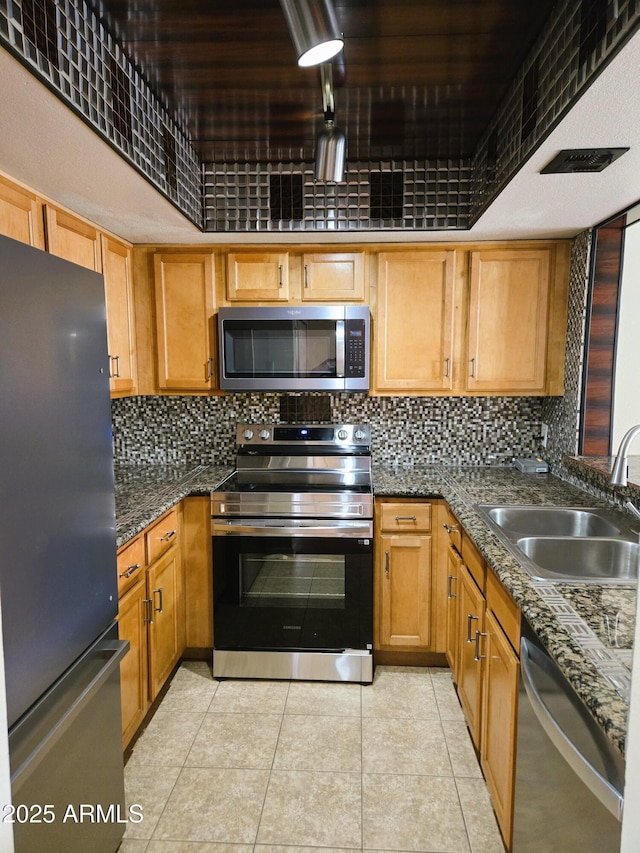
(466, 248, 550, 393)
(374, 251, 456, 392)
(44, 204, 102, 271)
(0, 176, 45, 248)
(226, 251, 289, 301)
(154, 252, 216, 391)
(301, 252, 366, 301)
(102, 235, 136, 396)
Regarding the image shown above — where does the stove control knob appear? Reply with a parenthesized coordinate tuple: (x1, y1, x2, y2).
(354, 429, 367, 441)
(259, 429, 270, 440)
(243, 429, 254, 441)
(337, 429, 348, 441)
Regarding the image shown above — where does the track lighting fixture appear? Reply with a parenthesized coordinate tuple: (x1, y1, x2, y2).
(279, 0, 344, 67)
(315, 63, 346, 182)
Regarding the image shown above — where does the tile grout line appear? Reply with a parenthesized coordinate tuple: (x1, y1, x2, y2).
(252, 679, 291, 850)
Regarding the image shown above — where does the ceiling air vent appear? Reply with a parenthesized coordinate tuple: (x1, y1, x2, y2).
(541, 148, 629, 174)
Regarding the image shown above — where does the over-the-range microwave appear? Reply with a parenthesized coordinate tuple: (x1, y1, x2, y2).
(217, 305, 370, 392)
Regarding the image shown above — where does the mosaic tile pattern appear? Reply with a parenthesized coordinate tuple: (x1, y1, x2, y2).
(3, 0, 639, 232)
(470, 0, 640, 221)
(0, 0, 202, 224)
(111, 393, 544, 468)
(542, 229, 592, 474)
(202, 160, 471, 233)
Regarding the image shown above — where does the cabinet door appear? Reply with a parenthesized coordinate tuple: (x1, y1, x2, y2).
(456, 564, 485, 748)
(117, 577, 150, 749)
(481, 609, 519, 848)
(377, 533, 432, 649)
(182, 496, 213, 649)
(102, 235, 136, 395)
(467, 248, 550, 392)
(302, 252, 365, 301)
(154, 253, 216, 390)
(0, 176, 45, 248)
(226, 251, 289, 301)
(445, 543, 462, 673)
(44, 205, 102, 271)
(147, 545, 183, 701)
(374, 251, 456, 391)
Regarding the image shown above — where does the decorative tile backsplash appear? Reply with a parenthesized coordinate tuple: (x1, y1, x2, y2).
(542, 229, 592, 476)
(111, 393, 544, 468)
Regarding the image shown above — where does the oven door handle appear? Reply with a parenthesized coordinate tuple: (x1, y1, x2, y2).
(212, 519, 373, 538)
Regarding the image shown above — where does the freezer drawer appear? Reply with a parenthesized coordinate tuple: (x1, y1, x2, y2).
(9, 623, 129, 853)
(513, 619, 624, 852)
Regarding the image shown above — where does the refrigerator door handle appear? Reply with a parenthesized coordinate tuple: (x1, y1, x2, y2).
(11, 639, 129, 790)
(520, 636, 624, 821)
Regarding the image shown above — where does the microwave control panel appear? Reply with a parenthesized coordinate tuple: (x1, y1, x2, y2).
(345, 319, 367, 377)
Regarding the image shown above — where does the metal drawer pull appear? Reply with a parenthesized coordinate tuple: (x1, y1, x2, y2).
(395, 515, 417, 522)
(447, 574, 457, 598)
(144, 598, 153, 624)
(444, 357, 450, 378)
(443, 522, 460, 534)
(385, 550, 390, 576)
(109, 355, 121, 378)
(206, 357, 215, 379)
(279, 264, 284, 287)
(153, 588, 164, 614)
(466, 613, 478, 642)
(470, 357, 477, 378)
(304, 264, 309, 287)
(160, 530, 177, 542)
(119, 562, 141, 579)
(474, 630, 488, 661)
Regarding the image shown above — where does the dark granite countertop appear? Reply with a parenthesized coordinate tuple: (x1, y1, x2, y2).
(114, 463, 234, 547)
(373, 463, 634, 757)
(114, 461, 636, 757)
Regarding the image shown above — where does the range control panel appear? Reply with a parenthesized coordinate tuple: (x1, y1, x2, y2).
(236, 423, 371, 448)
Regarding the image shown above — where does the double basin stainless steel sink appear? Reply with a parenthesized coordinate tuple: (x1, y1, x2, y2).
(475, 504, 640, 583)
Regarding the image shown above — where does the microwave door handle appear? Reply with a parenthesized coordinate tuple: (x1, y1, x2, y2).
(335, 320, 345, 377)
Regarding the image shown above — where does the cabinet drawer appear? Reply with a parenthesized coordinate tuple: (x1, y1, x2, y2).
(378, 502, 431, 533)
(146, 507, 179, 564)
(462, 535, 485, 591)
(116, 536, 145, 597)
(441, 503, 462, 552)
(486, 568, 520, 653)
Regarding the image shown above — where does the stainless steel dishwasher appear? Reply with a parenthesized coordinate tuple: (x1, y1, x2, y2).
(513, 618, 624, 852)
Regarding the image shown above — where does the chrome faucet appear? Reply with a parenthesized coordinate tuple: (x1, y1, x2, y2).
(609, 424, 640, 486)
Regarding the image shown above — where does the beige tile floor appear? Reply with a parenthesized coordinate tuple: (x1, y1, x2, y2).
(120, 663, 506, 853)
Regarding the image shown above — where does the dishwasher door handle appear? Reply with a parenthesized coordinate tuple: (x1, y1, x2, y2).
(520, 637, 624, 822)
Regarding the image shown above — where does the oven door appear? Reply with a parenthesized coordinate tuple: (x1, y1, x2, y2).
(212, 521, 373, 653)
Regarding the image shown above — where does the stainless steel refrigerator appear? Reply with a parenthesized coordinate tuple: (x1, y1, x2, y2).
(0, 233, 129, 852)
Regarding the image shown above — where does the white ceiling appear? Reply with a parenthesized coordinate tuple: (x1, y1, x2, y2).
(2, 28, 640, 245)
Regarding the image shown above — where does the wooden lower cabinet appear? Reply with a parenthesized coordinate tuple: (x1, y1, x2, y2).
(456, 562, 486, 748)
(117, 577, 149, 748)
(374, 500, 433, 653)
(444, 542, 461, 671)
(117, 505, 185, 748)
(182, 496, 213, 649)
(147, 543, 184, 700)
(440, 503, 521, 849)
(481, 608, 519, 848)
